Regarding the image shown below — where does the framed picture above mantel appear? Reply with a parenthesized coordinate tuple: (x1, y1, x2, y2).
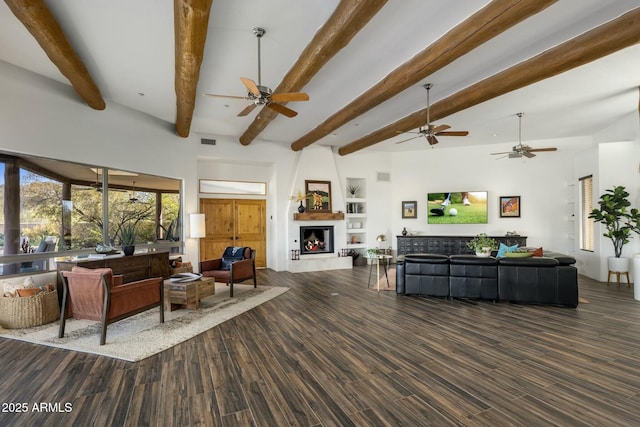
(305, 180, 332, 213)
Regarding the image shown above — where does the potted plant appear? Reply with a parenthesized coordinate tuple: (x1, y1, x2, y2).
(467, 233, 498, 257)
(589, 185, 640, 273)
(347, 185, 359, 197)
(119, 222, 137, 256)
(290, 190, 310, 213)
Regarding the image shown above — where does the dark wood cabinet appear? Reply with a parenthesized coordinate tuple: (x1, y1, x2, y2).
(397, 235, 527, 256)
(57, 252, 170, 284)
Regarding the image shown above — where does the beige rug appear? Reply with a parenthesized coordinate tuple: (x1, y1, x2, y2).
(370, 267, 396, 292)
(0, 283, 288, 362)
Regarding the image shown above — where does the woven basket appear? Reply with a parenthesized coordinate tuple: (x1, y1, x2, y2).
(0, 290, 60, 329)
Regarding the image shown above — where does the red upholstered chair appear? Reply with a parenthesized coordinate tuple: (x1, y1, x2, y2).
(200, 247, 257, 297)
(58, 266, 164, 345)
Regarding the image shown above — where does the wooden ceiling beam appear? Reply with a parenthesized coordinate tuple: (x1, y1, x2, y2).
(338, 7, 640, 155)
(174, 0, 213, 138)
(5, 0, 105, 110)
(291, 0, 557, 152)
(238, 0, 388, 146)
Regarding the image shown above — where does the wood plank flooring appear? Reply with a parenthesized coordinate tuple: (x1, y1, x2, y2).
(1, 267, 640, 426)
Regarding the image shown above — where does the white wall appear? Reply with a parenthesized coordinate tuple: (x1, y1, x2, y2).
(388, 140, 580, 253)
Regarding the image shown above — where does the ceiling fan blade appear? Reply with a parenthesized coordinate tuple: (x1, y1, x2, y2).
(431, 124, 450, 134)
(523, 151, 536, 158)
(436, 131, 469, 137)
(490, 151, 513, 155)
(267, 102, 298, 118)
(271, 92, 309, 102)
(427, 135, 439, 145)
(204, 93, 248, 100)
(527, 147, 557, 152)
(240, 77, 261, 96)
(395, 135, 420, 144)
(237, 103, 258, 117)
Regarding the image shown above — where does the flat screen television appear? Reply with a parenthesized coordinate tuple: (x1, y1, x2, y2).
(427, 191, 488, 224)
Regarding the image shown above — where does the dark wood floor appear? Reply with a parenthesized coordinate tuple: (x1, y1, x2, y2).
(1, 266, 640, 426)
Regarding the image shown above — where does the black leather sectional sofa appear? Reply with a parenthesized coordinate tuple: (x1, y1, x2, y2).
(396, 252, 578, 307)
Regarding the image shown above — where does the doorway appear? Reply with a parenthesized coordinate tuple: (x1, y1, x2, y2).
(199, 198, 266, 268)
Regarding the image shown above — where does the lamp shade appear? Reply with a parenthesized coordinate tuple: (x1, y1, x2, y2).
(190, 213, 206, 238)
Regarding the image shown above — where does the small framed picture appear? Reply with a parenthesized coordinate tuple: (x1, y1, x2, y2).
(499, 196, 520, 218)
(402, 201, 417, 219)
(305, 180, 332, 212)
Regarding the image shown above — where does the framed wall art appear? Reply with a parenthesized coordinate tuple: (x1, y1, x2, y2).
(305, 180, 332, 212)
(499, 196, 521, 218)
(402, 201, 417, 218)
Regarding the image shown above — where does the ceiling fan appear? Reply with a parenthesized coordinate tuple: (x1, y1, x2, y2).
(491, 113, 557, 159)
(396, 83, 469, 145)
(204, 27, 309, 118)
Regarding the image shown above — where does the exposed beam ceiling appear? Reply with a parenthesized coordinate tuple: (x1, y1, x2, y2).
(174, 0, 213, 138)
(339, 7, 640, 155)
(291, 0, 557, 152)
(238, 0, 388, 146)
(2, 1, 639, 156)
(4, 0, 105, 110)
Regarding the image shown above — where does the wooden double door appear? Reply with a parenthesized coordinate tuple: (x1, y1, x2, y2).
(199, 199, 266, 268)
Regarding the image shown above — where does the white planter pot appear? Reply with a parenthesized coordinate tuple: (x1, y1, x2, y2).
(608, 256, 630, 273)
(475, 247, 492, 257)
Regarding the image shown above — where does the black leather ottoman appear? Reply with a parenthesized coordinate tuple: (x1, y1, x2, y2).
(396, 254, 450, 297)
(449, 255, 498, 300)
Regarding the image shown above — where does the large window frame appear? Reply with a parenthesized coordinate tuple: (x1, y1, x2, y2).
(0, 152, 182, 277)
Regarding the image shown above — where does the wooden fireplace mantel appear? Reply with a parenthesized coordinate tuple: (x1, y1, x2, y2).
(293, 212, 345, 221)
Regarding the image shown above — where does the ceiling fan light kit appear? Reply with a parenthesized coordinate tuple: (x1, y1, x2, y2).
(204, 27, 309, 118)
(395, 83, 468, 146)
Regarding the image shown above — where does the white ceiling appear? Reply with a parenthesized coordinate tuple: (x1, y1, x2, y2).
(1, 0, 639, 155)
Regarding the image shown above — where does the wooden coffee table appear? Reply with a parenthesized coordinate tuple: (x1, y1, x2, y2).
(164, 276, 216, 311)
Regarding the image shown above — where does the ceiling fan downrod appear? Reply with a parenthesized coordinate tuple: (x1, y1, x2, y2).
(253, 27, 265, 87)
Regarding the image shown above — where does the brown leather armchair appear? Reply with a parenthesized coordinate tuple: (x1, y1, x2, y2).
(200, 246, 257, 297)
(59, 266, 164, 345)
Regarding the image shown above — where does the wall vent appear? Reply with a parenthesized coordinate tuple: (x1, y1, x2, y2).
(201, 138, 216, 145)
(377, 172, 390, 182)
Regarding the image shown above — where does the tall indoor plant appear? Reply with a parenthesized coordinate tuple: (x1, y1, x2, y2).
(589, 185, 640, 272)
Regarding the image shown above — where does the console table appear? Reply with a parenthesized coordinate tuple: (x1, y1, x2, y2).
(397, 235, 527, 256)
(56, 252, 170, 304)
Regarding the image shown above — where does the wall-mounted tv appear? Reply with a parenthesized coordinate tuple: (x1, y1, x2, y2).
(427, 191, 488, 224)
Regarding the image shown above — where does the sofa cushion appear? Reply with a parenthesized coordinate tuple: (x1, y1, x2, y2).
(497, 243, 518, 257)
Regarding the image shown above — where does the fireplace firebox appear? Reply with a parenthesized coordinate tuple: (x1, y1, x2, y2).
(300, 226, 334, 255)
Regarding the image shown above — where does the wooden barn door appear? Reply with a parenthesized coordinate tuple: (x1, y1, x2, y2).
(199, 198, 266, 268)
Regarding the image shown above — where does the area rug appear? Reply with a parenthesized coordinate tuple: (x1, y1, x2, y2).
(0, 283, 288, 362)
(369, 267, 396, 292)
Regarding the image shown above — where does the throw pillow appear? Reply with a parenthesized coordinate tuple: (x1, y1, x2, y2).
(532, 247, 543, 257)
(17, 288, 42, 297)
(497, 243, 518, 257)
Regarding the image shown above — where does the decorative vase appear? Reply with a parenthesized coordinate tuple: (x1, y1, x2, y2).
(402, 227, 408, 236)
(298, 201, 305, 213)
(122, 245, 135, 256)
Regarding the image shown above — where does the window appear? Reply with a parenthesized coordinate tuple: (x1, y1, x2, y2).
(579, 175, 594, 251)
(0, 152, 182, 276)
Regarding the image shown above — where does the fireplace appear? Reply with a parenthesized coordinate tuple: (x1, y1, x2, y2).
(300, 225, 334, 255)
